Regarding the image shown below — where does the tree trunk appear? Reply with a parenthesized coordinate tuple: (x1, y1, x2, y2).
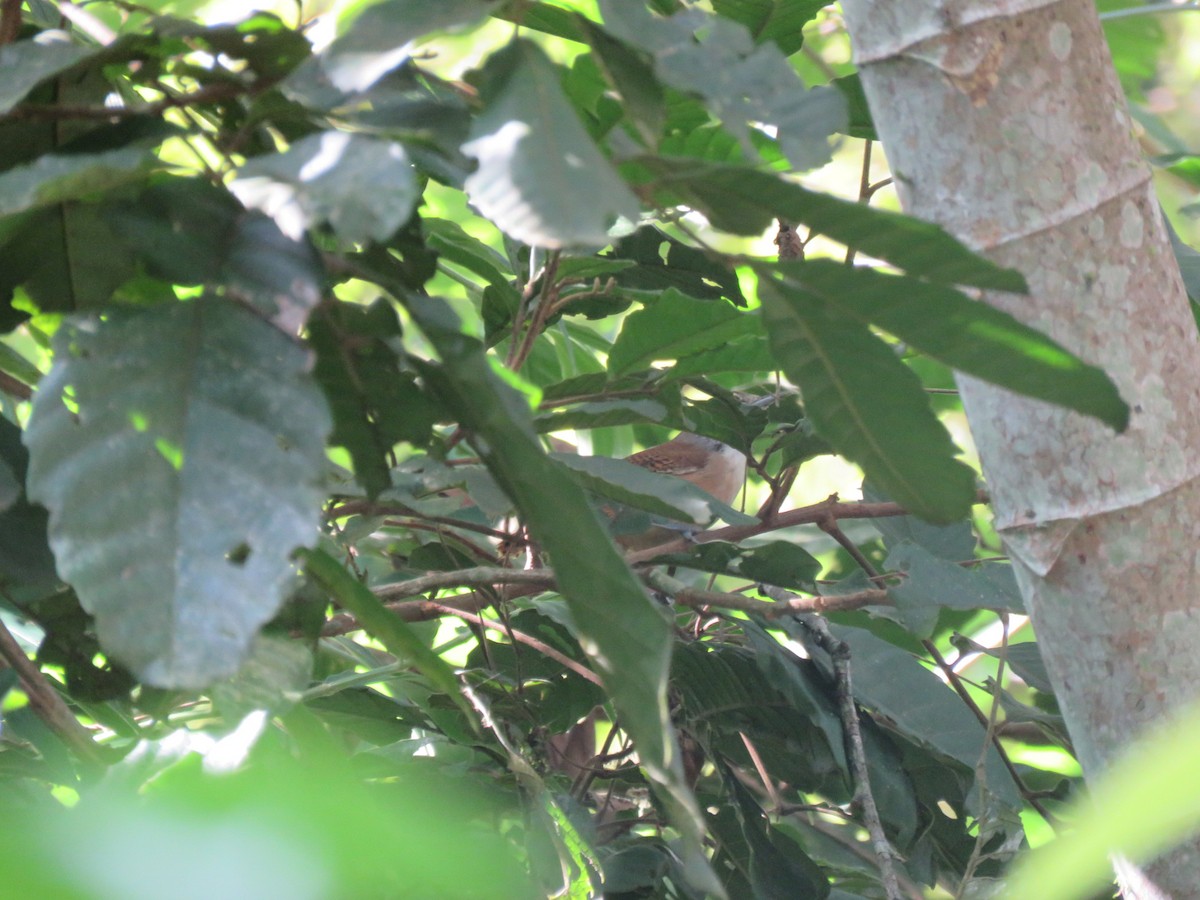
(841, 0, 1200, 893)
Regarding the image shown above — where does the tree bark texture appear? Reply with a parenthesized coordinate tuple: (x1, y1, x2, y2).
(841, 0, 1200, 893)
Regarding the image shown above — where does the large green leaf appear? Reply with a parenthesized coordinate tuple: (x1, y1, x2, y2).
(650, 160, 1027, 291)
(233, 131, 419, 245)
(24, 298, 331, 687)
(785, 620, 1022, 811)
(462, 40, 640, 248)
(605, 225, 746, 305)
(759, 278, 977, 523)
(885, 541, 1024, 637)
(302, 0, 497, 93)
(608, 289, 759, 376)
(0, 145, 157, 221)
(0, 31, 94, 115)
(601, 1, 843, 170)
(309, 299, 437, 498)
(711, 0, 826, 55)
(393, 283, 718, 892)
(107, 177, 324, 328)
(773, 260, 1129, 431)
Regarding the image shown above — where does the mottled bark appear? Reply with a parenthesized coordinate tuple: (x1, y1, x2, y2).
(841, 1, 1200, 893)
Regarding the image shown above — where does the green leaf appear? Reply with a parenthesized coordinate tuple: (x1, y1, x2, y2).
(831, 72, 876, 140)
(796, 621, 1022, 810)
(711, 0, 826, 55)
(722, 760, 831, 897)
(886, 541, 1024, 637)
(233, 131, 420, 244)
(0, 145, 158, 221)
(601, 2, 843, 170)
(463, 40, 640, 248)
(759, 278, 977, 523)
(308, 0, 498, 93)
(662, 336, 776, 380)
(301, 547, 473, 720)
(107, 177, 324, 328)
(1000, 698, 1200, 900)
(605, 224, 746, 304)
(774, 260, 1130, 431)
(578, 18, 665, 145)
(393, 283, 719, 892)
(0, 418, 58, 595)
(608, 290, 759, 376)
(492, 1, 587, 42)
(422, 217, 515, 288)
(25, 298, 331, 687)
(650, 160, 1027, 291)
(0, 31, 95, 115)
(310, 299, 437, 498)
(862, 481, 977, 560)
(653, 540, 820, 590)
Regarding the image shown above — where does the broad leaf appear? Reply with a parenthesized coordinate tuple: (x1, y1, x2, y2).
(0, 31, 94, 114)
(886, 541, 1025, 637)
(302, 0, 497, 93)
(759, 278, 977, 523)
(605, 225, 746, 304)
(25, 298, 331, 687)
(0, 145, 158, 221)
(773, 260, 1129, 431)
(601, 2, 843, 170)
(233, 131, 419, 244)
(608, 290, 759, 376)
(462, 40, 640, 248)
(386, 280, 716, 889)
(711, 0, 826, 55)
(650, 160, 1027, 291)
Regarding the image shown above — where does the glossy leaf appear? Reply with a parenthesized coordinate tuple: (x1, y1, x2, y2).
(25, 299, 331, 687)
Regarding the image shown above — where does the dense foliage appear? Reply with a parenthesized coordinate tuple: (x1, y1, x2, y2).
(0, 1, 1192, 897)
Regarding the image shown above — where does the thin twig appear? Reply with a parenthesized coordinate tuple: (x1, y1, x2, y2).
(794, 612, 903, 900)
(423, 602, 602, 686)
(3, 78, 276, 122)
(0, 616, 106, 767)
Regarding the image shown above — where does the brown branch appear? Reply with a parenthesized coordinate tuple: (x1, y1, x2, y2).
(0, 616, 106, 767)
(0, 370, 33, 401)
(3, 78, 274, 122)
(642, 569, 887, 618)
(0, 0, 21, 46)
(624, 490, 990, 565)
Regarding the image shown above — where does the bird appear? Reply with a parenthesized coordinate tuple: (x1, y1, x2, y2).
(614, 432, 747, 550)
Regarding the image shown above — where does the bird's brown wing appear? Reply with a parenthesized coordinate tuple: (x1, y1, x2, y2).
(625, 442, 708, 476)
